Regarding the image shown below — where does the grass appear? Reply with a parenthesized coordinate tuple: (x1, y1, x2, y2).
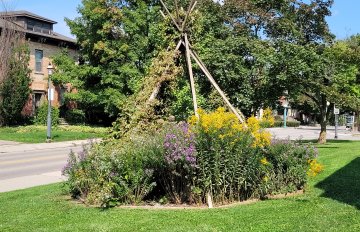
(0, 125, 108, 143)
(1, 140, 360, 231)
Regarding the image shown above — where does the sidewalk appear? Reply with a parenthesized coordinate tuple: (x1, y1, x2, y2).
(0, 171, 66, 193)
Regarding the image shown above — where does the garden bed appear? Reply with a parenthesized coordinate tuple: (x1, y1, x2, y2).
(62, 108, 322, 208)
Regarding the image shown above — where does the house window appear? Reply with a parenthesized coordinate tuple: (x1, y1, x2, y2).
(35, 50, 43, 72)
(26, 19, 52, 34)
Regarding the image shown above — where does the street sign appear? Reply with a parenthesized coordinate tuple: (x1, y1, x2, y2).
(48, 88, 54, 101)
(334, 108, 340, 115)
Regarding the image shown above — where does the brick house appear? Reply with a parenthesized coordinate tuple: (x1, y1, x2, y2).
(0, 11, 78, 115)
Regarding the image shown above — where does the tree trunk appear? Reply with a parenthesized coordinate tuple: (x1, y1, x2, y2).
(318, 96, 330, 144)
(318, 120, 327, 144)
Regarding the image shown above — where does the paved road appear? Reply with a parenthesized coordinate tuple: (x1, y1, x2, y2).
(0, 140, 93, 193)
(0, 146, 82, 180)
(267, 126, 360, 141)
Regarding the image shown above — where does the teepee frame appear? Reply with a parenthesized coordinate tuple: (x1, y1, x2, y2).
(157, 0, 246, 123)
(156, 0, 248, 208)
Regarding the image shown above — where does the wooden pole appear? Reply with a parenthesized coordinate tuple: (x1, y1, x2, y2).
(185, 34, 198, 118)
(159, 10, 166, 19)
(190, 1, 198, 13)
(181, 0, 196, 31)
(174, 0, 180, 24)
(188, 47, 246, 123)
(159, 0, 182, 32)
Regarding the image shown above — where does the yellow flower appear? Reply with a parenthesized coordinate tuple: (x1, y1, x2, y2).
(219, 134, 225, 140)
(263, 176, 269, 182)
(260, 157, 269, 165)
(188, 107, 272, 148)
(307, 159, 324, 177)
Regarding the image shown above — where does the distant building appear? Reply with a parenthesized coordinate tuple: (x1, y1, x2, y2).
(0, 11, 78, 115)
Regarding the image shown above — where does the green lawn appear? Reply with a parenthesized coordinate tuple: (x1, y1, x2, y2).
(1, 141, 360, 231)
(0, 125, 108, 143)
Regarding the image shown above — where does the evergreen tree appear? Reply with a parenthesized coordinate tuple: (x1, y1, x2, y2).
(0, 44, 31, 125)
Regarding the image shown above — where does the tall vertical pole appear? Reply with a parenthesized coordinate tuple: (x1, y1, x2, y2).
(334, 113, 338, 139)
(283, 107, 287, 128)
(334, 105, 339, 139)
(46, 75, 52, 142)
(185, 34, 198, 118)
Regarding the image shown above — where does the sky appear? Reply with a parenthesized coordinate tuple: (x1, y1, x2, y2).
(1, 0, 360, 40)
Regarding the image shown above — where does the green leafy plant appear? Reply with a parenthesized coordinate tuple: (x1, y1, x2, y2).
(65, 109, 86, 125)
(273, 121, 301, 128)
(34, 103, 60, 126)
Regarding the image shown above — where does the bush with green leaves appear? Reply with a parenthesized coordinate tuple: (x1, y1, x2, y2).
(262, 140, 320, 194)
(273, 121, 301, 127)
(62, 135, 163, 207)
(65, 109, 86, 125)
(34, 103, 60, 126)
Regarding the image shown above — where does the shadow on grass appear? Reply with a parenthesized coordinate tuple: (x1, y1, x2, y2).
(297, 139, 354, 144)
(316, 157, 360, 209)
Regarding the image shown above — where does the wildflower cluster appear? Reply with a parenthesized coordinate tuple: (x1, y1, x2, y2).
(164, 122, 196, 167)
(189, 107, 243, 134)
(189, 107, 271, 148)
(307, 159, 324, 177)
(260, 157, 269, 165)
(247, 116, 272, 147)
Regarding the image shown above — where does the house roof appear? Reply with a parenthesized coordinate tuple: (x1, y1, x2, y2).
(27, 28, 77, 44)
(0, 13, 76, 44)
(0, 11, 57, 24)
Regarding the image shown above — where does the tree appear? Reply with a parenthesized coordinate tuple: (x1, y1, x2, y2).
(54, 0, 163, 125)
(226, 0, 337, 143)
(0, 13, 31, 126)
(0, 43, 31, 125)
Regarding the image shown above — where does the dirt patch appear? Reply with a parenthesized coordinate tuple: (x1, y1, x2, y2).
(115, 190, 305, 210)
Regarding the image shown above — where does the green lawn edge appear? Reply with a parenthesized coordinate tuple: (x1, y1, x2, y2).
(0, 126, 107, 143)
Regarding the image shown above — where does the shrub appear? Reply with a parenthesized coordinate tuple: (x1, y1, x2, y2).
(263, 140, 320, 194)
(65, 109, 86, 125)
(34, 103, 59, 126)
(62, 135, 163, 207)
(188, 108, 268, 203)
(273, 121, 301, 128)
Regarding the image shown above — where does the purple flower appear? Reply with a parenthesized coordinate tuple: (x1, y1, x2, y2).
(163, 122, 197, 167)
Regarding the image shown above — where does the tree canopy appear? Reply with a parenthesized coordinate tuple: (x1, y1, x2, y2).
(52, 0, 360, 142)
